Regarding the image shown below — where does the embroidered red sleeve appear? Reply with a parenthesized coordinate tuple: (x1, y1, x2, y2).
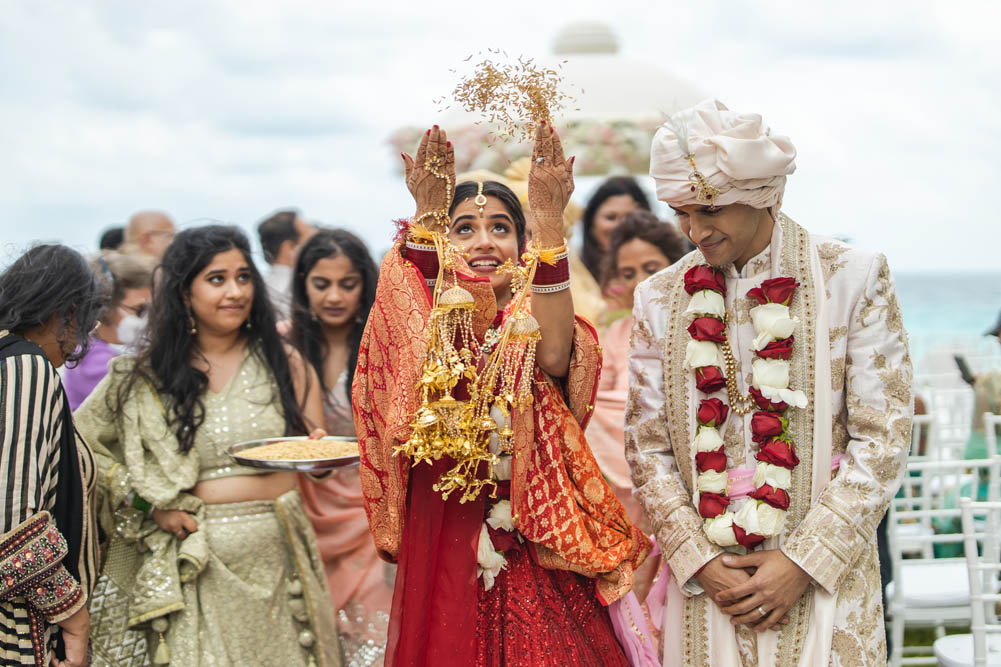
(0, 511, 83, 621)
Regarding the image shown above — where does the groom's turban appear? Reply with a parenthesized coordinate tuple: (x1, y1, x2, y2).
(649, 99, 797, 210)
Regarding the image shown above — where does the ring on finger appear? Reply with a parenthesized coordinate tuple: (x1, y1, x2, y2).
(756, 606, 767, 617)
(535, 157, 544, 164)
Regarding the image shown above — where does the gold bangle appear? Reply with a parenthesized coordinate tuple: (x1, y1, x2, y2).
(524, 241, 569, 265)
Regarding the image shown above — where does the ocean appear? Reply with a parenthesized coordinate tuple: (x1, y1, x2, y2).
(895, 272, 1001, 377)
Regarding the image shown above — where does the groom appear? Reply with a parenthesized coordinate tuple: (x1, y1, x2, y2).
(625, 99, 912, 666)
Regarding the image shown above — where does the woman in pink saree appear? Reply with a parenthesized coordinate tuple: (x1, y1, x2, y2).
(288, 229, 393, 666)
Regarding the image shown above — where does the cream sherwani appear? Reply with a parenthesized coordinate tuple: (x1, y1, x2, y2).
(625, 215, 912, 666)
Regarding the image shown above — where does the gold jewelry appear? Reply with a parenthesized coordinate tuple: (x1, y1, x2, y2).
(720, 318, 754, 415)
(187, 310, 197, 335)
(523, 241, 568, 265)
(473, 181, 487, 214)
(412, 153, 453, 230)
(686, 154, 720, 205)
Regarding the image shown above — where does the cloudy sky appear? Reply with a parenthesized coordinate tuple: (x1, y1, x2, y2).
(1, 0, 998, 272)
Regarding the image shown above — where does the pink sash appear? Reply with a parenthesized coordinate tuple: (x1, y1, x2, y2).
(609, 454, 844, 666)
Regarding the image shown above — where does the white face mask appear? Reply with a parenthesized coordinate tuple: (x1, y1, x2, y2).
(116, 312, 146, 348)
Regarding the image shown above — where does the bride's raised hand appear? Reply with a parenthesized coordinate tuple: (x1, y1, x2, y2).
(401, 125, 456, 228)
(528, 122, 575, 246)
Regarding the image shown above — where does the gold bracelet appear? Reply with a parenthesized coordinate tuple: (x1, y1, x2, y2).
(524, 241, 569, 265)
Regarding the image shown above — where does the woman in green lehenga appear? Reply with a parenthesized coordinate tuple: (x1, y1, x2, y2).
(75, 225, 341, 666)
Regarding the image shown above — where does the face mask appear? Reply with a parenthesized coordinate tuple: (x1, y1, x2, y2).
(116, 313, 146, 348)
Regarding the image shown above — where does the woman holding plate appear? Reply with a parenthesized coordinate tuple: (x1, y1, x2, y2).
(75, 225, 341, 667)
(287, 228, 394, 666)
(353, 123, 651, 666)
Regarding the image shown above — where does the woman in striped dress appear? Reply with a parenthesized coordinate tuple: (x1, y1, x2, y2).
(0, 245, 106, 667)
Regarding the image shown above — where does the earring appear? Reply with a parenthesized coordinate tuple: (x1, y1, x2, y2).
(244, 319, 252, 331)
(310, 309, 319, 322)
(187, 309, 197, 335)
(355, 314, 364, 325)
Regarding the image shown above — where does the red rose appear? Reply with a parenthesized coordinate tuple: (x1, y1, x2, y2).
(696, 446, 727, 473)
(750, 483, 791, 510)
(747, 277, 798, 305)
(684, 265, 727, 296)
(733, 524, 766, 549)
(688, 317, 726, 344)
(697, 398, 730, 427)
(750, 411, 785, 443)
(750, 386, 788, 412)
(756, 438, 800, 469)
(698, 492, 730, 518)
(757, 336, 794, 360)
(695, 366, 726, 394)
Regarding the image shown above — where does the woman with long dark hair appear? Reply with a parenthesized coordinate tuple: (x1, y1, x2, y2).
(354, 125, 650, 665)
(0, 244, 106, 667)
(579, 175, 651, 283)
(75, 225, 341, 667)
(286, 228, 392, 665)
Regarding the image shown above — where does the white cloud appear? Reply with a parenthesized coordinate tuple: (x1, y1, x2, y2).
(0, 0, 998, 272)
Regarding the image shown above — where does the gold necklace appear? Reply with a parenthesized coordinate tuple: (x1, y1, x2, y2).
(719, 318, 755, 415)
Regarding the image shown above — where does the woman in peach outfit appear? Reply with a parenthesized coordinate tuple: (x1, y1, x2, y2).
(587, 210, 689, 600)
(288, 229, 393, 666)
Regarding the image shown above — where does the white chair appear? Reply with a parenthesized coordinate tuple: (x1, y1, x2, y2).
(886, 456, 1001, 667)
(933, 499, 1001, 666)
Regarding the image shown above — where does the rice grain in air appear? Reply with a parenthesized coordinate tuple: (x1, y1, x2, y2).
(239, 440, 359, 461)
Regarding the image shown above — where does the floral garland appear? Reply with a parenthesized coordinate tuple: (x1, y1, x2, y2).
(683, 265, 807, 550)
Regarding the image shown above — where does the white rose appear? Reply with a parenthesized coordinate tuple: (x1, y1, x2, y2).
(752, 358, 790, 391)
(758, 385, 809, 409)
(684, 289, 726, 319)
(750, 303, 798, 347)
(733, 498, 761, 534)
(693, 425, 724, 453)
(686, 340, 722, 369)
(493, 454, 512, 481)
(756, 502, 787, 536)
(696, 470, 728, 494)
(476, 523, 508, 591)
(754, 461, 792, 490)
(486, 499, 515, 532)
(704, 514, 738, 547)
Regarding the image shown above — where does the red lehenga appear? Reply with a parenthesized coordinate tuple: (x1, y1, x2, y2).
(352, 238, 651, 666)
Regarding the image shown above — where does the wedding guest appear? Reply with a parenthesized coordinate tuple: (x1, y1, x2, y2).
(63, 251, 153, 410)
(123, 210, 176, 262)
(287, 228, 392, 665)
(0, 244, 105, 667)
(589, 210, 688, 520)
(966, 309, 1001, 459)
(99, 226, 124, 251)
(579, 176, 651, 284)
(75, 225, 341, 666)
(257, 209, 316, 319)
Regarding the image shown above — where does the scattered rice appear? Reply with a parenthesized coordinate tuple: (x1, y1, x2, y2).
(238, 440, 359, 461)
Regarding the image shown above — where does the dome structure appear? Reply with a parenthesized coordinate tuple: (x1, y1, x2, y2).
(389, 22, 708, 176)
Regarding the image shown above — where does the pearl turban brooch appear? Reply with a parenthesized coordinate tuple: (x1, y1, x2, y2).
(649, 99, 797, 210)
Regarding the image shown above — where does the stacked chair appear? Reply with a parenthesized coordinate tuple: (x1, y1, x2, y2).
(932, 498, 1001, 666)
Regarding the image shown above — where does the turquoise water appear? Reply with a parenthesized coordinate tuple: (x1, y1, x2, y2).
(895, 272, 1001, 371)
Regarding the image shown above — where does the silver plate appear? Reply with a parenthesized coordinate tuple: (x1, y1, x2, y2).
(227, 436, 360, 472)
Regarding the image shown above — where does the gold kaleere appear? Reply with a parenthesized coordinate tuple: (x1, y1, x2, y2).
(396, 237, 550, 503)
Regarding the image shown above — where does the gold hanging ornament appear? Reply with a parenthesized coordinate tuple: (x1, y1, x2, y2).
(395, 232, 552, 503)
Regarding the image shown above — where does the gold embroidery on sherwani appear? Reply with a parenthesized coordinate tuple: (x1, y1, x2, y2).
(772, 214, 818, 663)
(829, 326, 848, 343)
(831, 356, 846, 392)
